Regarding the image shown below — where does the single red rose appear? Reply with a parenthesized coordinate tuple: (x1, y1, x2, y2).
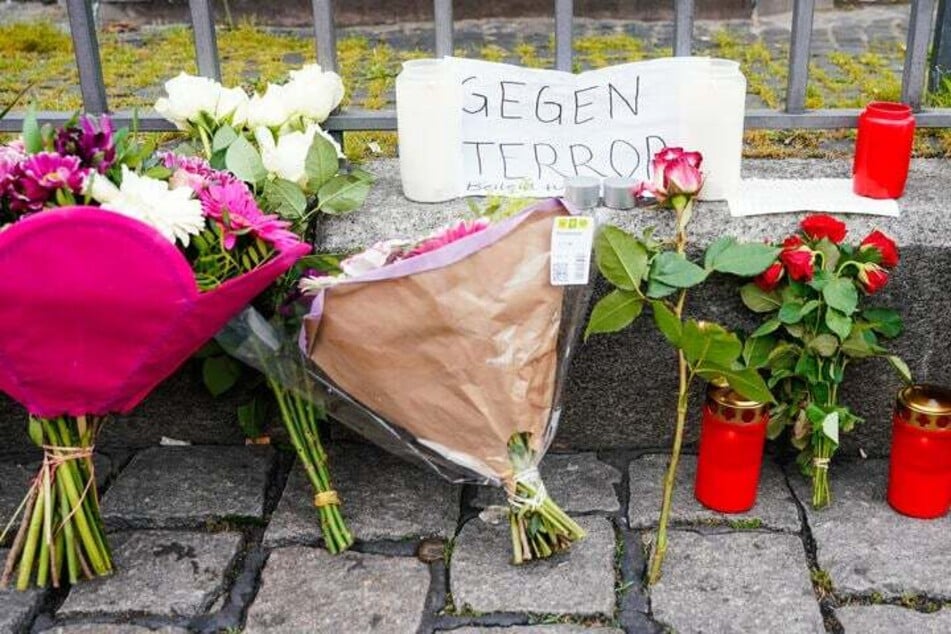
(800, 214, 848, 244)
(859, 229, 899, 268)
(755, 262, 785, 291)
(780, 246, 815, 282)
(857, 263, 889, 294)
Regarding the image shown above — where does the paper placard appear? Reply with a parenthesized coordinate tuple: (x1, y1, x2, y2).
(728, 178, 900, 217)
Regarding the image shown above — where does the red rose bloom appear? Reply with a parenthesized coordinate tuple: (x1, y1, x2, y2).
(800, 214, 848, 244)
(780, 246, 815, 282)
(755, 262, 785, 291)
(859, 229, 899, 268)
(857, 263, 889, 294)
(782, 235, 803, 249)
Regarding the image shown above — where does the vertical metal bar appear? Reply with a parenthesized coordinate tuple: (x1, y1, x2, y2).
(932, 0, 951, 91)
(312, 0, 338, 72)
(187, 0, 221, 81)
(673, 0, 695, 56)
(785, 0, 816, 114)
(903, 0, 938, 110)
(554, 0, 573, 71)
(434, 0, 454, 57)
(64, 0, 108, 114)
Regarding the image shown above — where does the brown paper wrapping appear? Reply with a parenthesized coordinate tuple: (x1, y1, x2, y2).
(304, 211, 565, 483)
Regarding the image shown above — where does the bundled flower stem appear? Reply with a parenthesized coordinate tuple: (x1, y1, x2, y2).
(269, 379, 352, 553)
(1, 416, 111, 590)
(506, 433, 585, 564)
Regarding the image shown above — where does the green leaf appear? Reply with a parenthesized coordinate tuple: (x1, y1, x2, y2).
(778, 302, 804, 324)
(650, 252, 708, 288)
(823, 277, 859, 315)
(750, 318, 781, 338)
(594, 226, 648, 292)
(651, 300, 682, 346)
(706, 241, 780, 276)
(318, 173, 371, 214)
(697, 364, 774, 404)
(202, 355, 241, 397)
(584, 290, 643, 340)
(807, 269, 832, 291)
(814, 238, 841, 272)
(264, 178, 308, 219)
(825, 308, 852, 340)
(767, 342, 801, 370)
(821, 411, 840, 444)
(237, 398, 268, 439)
(703, 236, 735, 271)
(743, 335, 775, 369)
(809, 334, 839, 357)
(795, 352, 821, 383)
(304, 133, 340, 191)
(646, 278, 678, 298)
(863, 307, 903, 338)
(212, 125, 238, 152)
(681, 320, 742, 367)
(225, 135, 267, 185)
(22, 103, 41, 153)
(841, 328, 877, 358)
(887, 355, 912, 384)
(740, 283, 782, 313)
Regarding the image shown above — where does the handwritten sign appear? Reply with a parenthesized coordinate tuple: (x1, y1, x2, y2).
(447, 57, 696, 197)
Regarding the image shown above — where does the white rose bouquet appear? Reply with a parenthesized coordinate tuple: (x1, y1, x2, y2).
(155, 65, 372, 554)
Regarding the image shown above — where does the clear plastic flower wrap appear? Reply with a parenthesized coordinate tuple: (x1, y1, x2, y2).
(221, 199, 594, 562)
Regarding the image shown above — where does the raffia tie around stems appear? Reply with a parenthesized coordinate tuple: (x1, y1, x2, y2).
(1, 416, 112, 590)
(506, 467, 548, 512)
(313, 490, 340, 508)
(812, 457, 831, 470)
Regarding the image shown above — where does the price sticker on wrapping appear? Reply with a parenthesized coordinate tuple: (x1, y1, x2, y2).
(550, 216, 594, 286)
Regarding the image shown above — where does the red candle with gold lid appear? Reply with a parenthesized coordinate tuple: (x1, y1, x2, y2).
(887, 384, 951, 519)
(695, 378, 770, 513)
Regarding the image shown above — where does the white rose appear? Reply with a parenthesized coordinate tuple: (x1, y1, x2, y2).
(215, 85, 250, 127)
(247, 83, 292, 129)
(154, 72, 222, 130)
(255, 126, 312, 187)
(101, 166, 205, 246)
(85, 172, 120, 204)
(339, 239, 411, 276)
(285, 64, 345, 123)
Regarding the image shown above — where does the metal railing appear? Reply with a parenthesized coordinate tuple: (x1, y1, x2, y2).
(1, 0, 949, 134)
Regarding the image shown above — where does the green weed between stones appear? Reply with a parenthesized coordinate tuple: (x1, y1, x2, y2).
(2, 20, 949, 160)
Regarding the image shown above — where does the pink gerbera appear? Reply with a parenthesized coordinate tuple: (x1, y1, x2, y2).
(200, 180, 299, 250)
(402, 219, 490, 259)
(7, 152, 88, 214)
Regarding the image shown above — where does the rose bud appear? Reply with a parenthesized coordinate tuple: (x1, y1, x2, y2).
(665, 156, 703, 197)
(782, 235, 804, 249)
(779, 246, 816, 282)
(859, 229, 899, 268)
(857, 262, 889, 294)
(755, 262, 785, 291)
(800, 214, 848, 244)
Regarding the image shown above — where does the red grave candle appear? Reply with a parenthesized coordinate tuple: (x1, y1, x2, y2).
(887, 385, 951, 519)
(852, 101, 916, 199)
(695, 379, 770, 513)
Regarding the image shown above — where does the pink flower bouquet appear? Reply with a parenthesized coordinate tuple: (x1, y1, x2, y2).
(0, 114, 308, 589)
(295, 199, 591, 563)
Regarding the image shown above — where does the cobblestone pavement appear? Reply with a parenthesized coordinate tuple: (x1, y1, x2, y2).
(2, 440, 948, 633)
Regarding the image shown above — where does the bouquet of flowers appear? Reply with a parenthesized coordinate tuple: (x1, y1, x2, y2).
(153, 65, 372, 553)
(289, 200, 589, 563)
(0, 112, 308, 589)
(738, 214, 909, 508)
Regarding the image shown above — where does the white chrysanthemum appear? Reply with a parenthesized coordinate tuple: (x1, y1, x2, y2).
(285, 64, 345, 123)
(154, 72, 222, 130)
(247, 83, 292, 129)
(101, 166, 205, 246)
(84, 172, 120, 204)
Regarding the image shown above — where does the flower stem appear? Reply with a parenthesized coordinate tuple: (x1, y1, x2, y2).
(648, 203, 692, 586)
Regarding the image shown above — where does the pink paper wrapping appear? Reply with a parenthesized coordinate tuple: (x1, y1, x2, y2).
(0, 206, 309, 418)
(301, 199, 588, 485)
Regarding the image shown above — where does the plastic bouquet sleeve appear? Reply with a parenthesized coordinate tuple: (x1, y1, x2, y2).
(299, 198, 593, 562)
(0, 206, 308, 589)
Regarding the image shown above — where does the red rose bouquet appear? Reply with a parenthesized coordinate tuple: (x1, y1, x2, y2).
(740, 214, 909, 508)
(0, 113, 307, 589)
